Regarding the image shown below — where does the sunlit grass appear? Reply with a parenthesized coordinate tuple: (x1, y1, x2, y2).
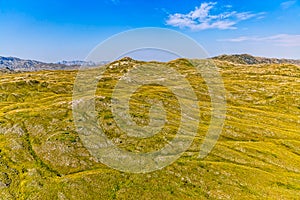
(0, 59, 299, 199)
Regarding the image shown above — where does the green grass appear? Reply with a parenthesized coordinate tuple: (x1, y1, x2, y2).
(0, 59, 299, 199)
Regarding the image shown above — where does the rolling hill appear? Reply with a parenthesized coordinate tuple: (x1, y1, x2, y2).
(0, 56, 299, 199)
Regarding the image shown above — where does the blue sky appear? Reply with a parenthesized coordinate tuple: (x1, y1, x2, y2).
(0, 0, 299, 62)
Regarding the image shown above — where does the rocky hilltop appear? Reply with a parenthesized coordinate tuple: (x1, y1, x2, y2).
(213, 54, 300, 65)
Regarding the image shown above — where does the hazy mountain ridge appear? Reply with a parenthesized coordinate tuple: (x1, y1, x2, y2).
(0, 56, 80, 72)
(56, 60, 108, 66)
(0, 56, 107, 72)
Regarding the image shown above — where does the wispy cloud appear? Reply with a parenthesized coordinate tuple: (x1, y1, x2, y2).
(281, 0, 297, 9)
(220, 34, 300, 47)
(165, 2, 265, 30)
(111, 0, 120, 5)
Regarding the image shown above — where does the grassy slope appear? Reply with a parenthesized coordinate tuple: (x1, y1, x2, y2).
(0, 59, 299, 199)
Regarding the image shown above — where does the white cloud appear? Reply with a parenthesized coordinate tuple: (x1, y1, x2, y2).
(220, 34, 300, 47)
(166, 2, 265, 30)
(281, 0, 297, 9)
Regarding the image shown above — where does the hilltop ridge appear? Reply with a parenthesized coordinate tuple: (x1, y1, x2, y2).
(212, 54, 300, 65)
(1, 54, 300, 72)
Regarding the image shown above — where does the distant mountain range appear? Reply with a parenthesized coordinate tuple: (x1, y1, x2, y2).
(56, 60, 105, 66)
(0, 54, 299, 72)
(0, 56, 108, 72)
